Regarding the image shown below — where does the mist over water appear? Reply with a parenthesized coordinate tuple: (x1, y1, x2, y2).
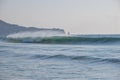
(7, 31, 67, 38)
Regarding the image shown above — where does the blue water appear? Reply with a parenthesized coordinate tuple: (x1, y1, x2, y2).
(0, 35, 120, 80)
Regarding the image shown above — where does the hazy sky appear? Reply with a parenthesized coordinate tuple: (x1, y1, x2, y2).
(0, 0, 120, 34)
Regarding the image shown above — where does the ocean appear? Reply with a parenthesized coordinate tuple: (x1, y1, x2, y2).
(0, 35, 120, 80)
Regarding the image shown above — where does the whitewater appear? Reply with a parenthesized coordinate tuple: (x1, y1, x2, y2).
(0, 34, 120, 80)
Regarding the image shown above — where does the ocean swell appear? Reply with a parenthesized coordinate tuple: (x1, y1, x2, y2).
(29, 54, 120, 64)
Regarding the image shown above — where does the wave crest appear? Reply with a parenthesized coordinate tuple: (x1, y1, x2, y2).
(6, 36, 120, 44)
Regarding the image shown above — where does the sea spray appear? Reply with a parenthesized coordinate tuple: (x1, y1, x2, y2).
(7, 31, 66, 38)
(6, 31, 68, 43)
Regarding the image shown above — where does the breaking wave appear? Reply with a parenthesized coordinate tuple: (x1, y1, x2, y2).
(0, 32, 119, 44)
(6, 36, 120, 44)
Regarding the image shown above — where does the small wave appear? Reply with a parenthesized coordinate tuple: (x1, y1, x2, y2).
(101, 58, 120, 64)
(29, 54, 120, 64)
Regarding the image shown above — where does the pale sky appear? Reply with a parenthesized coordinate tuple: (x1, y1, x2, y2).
(0, 0, 120, 34)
